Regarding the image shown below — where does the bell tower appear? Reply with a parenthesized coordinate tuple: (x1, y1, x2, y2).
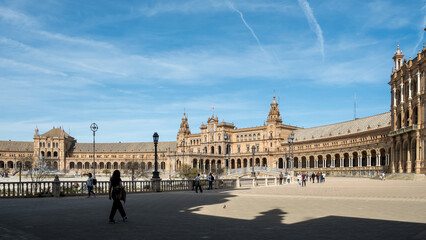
(393, 42, 404, 71)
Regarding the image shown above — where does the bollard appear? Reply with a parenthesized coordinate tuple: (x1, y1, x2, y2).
(236, 178, 240, 188)
(53, 175, 61, 198)
(274, 177, 277, 185)
(265, 178, 268, 186)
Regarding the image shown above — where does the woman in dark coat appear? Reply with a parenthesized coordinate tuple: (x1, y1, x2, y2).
(109, 170, 127, 223)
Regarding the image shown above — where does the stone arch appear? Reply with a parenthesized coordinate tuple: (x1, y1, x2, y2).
(256, 158, 261, 167)
(318, 155, 324, 168)
(217, 160, 222, 168)
(84, 162, 90, 169)
(161, 162, 166, 170)
(106, 162, 112, 169)
(294, 157, 299, 168)
(278, 158, 284, 168)
(262, 158, 267, 167)
(371, 149, 377, 166)
(211, 160, 216, 171)
(309, 156, 314, 168)
(7, 161, 13, 168)
(326, 154, 332, 168)
(41, 151, 45, 157)
(211, 146, 214, 154)
(352, 152, 358, 167)
(218, 146, 222, 154)
(302, 156, 307, 168)
(402, 140, 409, 172)
(344, 153, 350, 167)
(47, 151, 51, 157)
(361, 151, 368, 167)
(53, 151, 58, 157)
(53, 161, 58, 170)
(141, 162, 146, 170)
(99, 162, 105, 169)
(413, 106, 418, 125)
(237, 159, 241, 168)
(24, 161, 32, 170)
(193, 159, 198, 168)
(231, 159, 235, 169)
(77, 162, 83, 169)
(147, 162, 153, 170)
(69, 162, 75, 169)
(205, 159, 210, 171)
(113, 162, 119, 169)
(0, 161, 4, 168)
(335, 154, 340, 167)
(380, 148, 386, 166)
(243, 158, 248, 168)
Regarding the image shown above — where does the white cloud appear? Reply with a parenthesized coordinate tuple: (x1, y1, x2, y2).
(297, 0, 325, 60)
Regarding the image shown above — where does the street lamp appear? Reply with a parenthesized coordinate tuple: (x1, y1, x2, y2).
(152, 132, 160, 179)
(251, 145, 256, 177)
(90, 123, 98, 178)
(287, 132, 294, 169)
(224, 134, 230, 175)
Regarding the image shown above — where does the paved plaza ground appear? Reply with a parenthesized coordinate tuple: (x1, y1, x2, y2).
(1, 177, 425, 240)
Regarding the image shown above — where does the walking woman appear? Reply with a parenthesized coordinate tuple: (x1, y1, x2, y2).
(109, 170, 127, 223)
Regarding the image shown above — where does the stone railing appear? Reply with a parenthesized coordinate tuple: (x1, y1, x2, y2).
(0, 178, 243, 198)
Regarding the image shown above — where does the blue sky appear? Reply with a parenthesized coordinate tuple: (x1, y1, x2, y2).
(0, 0, 425, 143)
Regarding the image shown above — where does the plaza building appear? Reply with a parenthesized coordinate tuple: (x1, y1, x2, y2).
(0, 44, 425, 176)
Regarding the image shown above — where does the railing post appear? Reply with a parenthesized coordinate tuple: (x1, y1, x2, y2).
(53, 176, 61, 198)
(151, 178, 161, 192)
(265, 178, 268, 186)
(236, 177, 240, 188)
(274, 177, 278, 185)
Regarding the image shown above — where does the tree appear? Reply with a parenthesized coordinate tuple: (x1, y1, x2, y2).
(176, 164, 199, 179)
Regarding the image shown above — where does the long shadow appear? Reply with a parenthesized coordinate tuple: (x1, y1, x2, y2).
(0, 188, 425, 240)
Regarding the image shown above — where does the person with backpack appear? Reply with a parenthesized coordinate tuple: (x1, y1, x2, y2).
(109, 170, 127, 224)
(86, 173, 96, 198)
(208, 173, 214, 190)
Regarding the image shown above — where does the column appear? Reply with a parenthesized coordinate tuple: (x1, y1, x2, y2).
(406, 146, 411, 173)
(417, 71, 421, 95)
(408, 77, 412, 99)
(386, 154, 389, 166)
(298, 160, 302, 169)
(331, 158, 335, 168)
(398, 145, 403, 173)
(400, 83, 404, 103)
(393, 87, 397, 107)
(367, 156, 371, 167)
(376, 154, 381, 166)
(358, 156, 362, 167)
(349, 157, 353, 167)
(340, 158, 344, 168)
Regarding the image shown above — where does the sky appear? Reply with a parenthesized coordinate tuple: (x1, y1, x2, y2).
(0, 0, 425, 143)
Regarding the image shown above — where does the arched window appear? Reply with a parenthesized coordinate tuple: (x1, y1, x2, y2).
(53, 151, 58, 157)
(405, 111, 410, 127)
(211, 146, 214, 154)
(70, 162, 75, 169)
(161, 162, 166, 170)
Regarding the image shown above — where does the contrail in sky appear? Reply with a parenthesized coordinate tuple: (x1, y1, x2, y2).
(298, 0, 325, 60)
(226, 1, 269, 59)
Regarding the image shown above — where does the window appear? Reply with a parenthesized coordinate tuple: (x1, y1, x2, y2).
(249, 134, 252, 141)
(237, 145, 241, 153)
(48, 143, 50, 148)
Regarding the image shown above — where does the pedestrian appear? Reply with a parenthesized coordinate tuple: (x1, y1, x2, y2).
(302, 173, 306, 187)
(311, 173, 316, 183)
(195, 173, 203, 193)
(87, 173, 96, 198)
(287, 173, 291, 184)
(322, 172, 326, 182)
(297, 174, 301, 187)
(279, 172, 284, 185)
(109, 170, 127, 224)
(316, 173, 320, 183)
(208, 173, 214, 190)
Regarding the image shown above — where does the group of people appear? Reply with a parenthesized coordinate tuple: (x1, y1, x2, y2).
(194, 173, 215, 193)
(279, 172, 326, 187)
(0, 171, 9, 177)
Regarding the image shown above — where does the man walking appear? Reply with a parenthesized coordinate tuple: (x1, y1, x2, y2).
(195, 173, 203, 193)
(279, 172, 284, 185)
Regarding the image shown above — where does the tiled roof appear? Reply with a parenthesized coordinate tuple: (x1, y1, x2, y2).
(0, 141, 33, 152)
(40, 128, 73, 138)
(290, 112, 391, 142)
(73, 141, 177, 153)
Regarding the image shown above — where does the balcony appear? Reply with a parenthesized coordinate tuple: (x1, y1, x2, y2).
(389, 125, 417, 137)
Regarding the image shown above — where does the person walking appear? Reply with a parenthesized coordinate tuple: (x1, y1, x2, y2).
(311, 173, 316, 183)
(109, 170, 127, 224)
(208, 173, 214, 190)
(297, 174, 301, 187)
(302, 173, 306, 187)
(279, 172, 284, 185)
(195, 173, 203, 193)
(86, 173, 96, 198)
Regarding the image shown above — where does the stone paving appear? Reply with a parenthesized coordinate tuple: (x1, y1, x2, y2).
(0, 177, 425, 240)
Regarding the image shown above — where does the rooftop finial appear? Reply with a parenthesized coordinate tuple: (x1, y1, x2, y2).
(423, 42, 425, 49)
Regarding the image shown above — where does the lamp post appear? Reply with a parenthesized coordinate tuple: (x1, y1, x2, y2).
(18, 161, 22, 195)
(152, 132, 160, 179)
(90, 123, 98, 178)
(251, 145, 256, 177)
(224, 134, 230, 175)
(287, 132, 294, 170)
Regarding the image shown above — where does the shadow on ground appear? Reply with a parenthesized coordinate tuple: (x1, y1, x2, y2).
(0, 189, 425, 240)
